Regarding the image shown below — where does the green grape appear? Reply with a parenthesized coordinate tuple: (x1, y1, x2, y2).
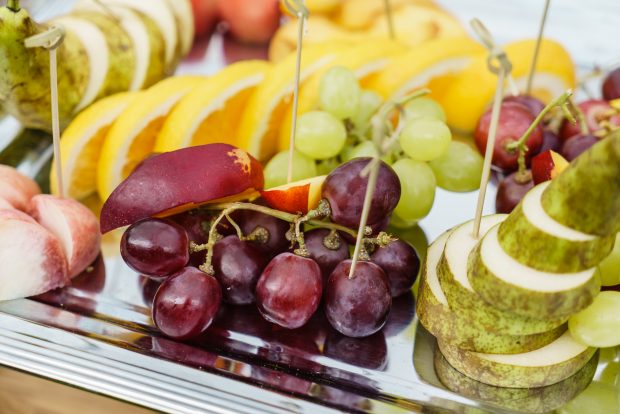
(558, 381, 620, 414)
(319, 66, 361, 120)
(352, 90, 383, 130)
(389, 213, 418, 228)
(391, 158, 436, 224)
(316, 157, 339, 176)
(600, 233, 620, 286)
(399, 117, 452, 161)
(295, 111, 346, 160)
(404, 97, 447, 122)
(429, 140, 483, 192)
(263, 150, 318, 189)
(600, 361, 620, 387)
(341, 140, 379, 161)
(569, 291, 620, 348)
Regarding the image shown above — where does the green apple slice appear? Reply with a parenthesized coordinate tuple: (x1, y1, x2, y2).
(438, 330, 597, 388)
(434, 348, 598, 413)
(437, 215, 566, 336)
(469, 223, 601, 320)
(541, 131, 620, 237)
(418, 231, 565, 354)
(498, 182, 614, 273)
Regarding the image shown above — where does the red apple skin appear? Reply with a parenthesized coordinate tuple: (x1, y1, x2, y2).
(560, 99, 620, 141)
(261, 183, 311, 214)
(0, 165, 41, 211)
(218, 0, 280, 45)
(30, 195, 101, 278)
(100, 144, 264, 233)
(191, 0, 220, 38)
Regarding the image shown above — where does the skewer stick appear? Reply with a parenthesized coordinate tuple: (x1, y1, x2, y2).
(383, 0, 396, 40)
(526, 0, 551, 96)
(283, 0, 309, 184)
(470, 19, 513, 239)
(25, 26, 66, 199)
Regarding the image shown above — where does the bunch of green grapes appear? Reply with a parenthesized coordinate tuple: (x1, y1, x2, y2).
(264, 66, 484, 227)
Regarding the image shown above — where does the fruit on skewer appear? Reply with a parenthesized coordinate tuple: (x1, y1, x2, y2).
(0, 164, 41, 211)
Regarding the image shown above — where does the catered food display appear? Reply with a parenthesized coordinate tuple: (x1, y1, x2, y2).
(1, 0, 620, 412)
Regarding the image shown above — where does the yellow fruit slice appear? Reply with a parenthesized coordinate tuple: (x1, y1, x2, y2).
(277, 39, 408, 150)
(51, 92, 137, 200)
(237, 42, 347, 161)
(155, 61, 270, 153)
(335, 0, 442, 31)
(369, 36, 485, 102)
(97, 76, 208, 200)
(440, 38, 576, 134)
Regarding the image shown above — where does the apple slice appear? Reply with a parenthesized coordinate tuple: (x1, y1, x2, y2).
(0, 209, 69, 301)
(30, 195, 101, 278)
(0, 197, 16, 210)
(417, 230, 564, 354)
(531, 150, 569, 185)
(100, 144, 264, 233)
(0, 165, 41, 211)
(260, 176, 326, 214)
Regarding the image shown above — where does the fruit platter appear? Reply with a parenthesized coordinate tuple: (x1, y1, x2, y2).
(1, 0, 620, 413)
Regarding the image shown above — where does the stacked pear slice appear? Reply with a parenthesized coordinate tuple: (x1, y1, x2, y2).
(419, 132, 620, 390)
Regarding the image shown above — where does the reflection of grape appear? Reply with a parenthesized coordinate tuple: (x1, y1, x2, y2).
(391, 159, 436, 224)
(558, 381, 620, 414)
(263, 150, 317, 188)
(600, 234, 620, 286)
(399, 117, 451, 161)
(568, 291, 620, 347)
(295, 111, 346, 160)
(319, 66, 360, 120)
(403, 97, 446, 122)
(429, 141, 483, 192)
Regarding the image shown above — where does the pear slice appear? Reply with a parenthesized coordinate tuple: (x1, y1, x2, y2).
(437, 215, 566, 336)
(162, 0, 194, 57)
(417, 231, 565, 354)
(468, 224, 600, 320)
(498, 182, 614, 273)
(434, 348, 598, 413)
(438, 330, 597, 388)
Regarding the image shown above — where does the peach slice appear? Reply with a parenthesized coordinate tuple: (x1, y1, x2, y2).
(30, 195, 101, 278)
(261, 176, 326, 214)
(531, 150, 569, 185)
(0, 165, 41, 211)
(0, 197, 15, 210)
(0, 209, 69, 301)
(100, 144, 264, 233)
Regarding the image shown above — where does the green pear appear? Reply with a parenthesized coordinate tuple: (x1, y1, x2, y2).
(434, 349, 598, 414)
(541, 131, 620, 237)
(162, 0, 194, 59)
(417, 231, 565, 354)
(437, 216, 566, 336)
(469, 223, 601, 320)
(437, 330, 597, 388)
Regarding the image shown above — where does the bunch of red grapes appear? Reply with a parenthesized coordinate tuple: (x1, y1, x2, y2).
(120, 158, 420, 340)
(474, 67, 620, 214)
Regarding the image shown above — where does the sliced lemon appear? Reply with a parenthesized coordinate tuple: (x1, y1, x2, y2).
(368, 36, 485, 102)
(237, 42, 347, 161)
(155, 61, 270, 153)
(277, 39, 408, 150)
(440, 38, 576, 134)
(334, 0, 441, 31)
(97, 76, 208, 200)
(51, 92, 137, 200)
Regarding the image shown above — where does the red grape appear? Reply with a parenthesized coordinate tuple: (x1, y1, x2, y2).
(212, 235, 266, 305)
(474, 101, 543, 171)
(236, 204, 290, 257)
(152, 267, 222, 340)
(495, 171, 534, 214)
(371, 240, 420, 297)
(169, 210, 214, 244)
(504, 95, 545, 116)
(304, 229, 350, 284)
(256, 253, 322, 329)
(560, 134, 599, 161)
(322, 158, 401, 228)
(139, 275, 162, 305)
(324, 260, 391, 338)
(560, 99, 620, 140)
(539, 129, 562, 153)
(121, 218, 189, 278)
(602, 68, 620, 100)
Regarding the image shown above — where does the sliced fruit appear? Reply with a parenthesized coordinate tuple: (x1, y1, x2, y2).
(100, 144, 264, 233)
(0, 165, 41, 211)
(437, 215, 566, 335)
(260, 175, 326, 214)
(30, 195, 101, 278)
(97, 75, 208, 200)
(438, 330, 596, 388)
(162, 0, 194, 57)
(498, 182, 614, 273)
(334, 0, 441, 31)
(155, 60, 270, 153)
(469, 223, 601, 320)
(434, 348, 598, 413)
(440, 38, 575, 134)
(417, 231, 564, 354)
(237, 42, 347, 160)
(531, 150, 569, 185)
(51, 92, 137, 200)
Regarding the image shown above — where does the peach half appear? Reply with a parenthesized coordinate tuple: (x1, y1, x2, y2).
(100, 144, 264, 233)
(531, 150, 569, 185)
(0, 165, 41, 211)
(261, 176, 326, 214)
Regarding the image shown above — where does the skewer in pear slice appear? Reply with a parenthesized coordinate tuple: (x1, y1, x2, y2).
(437, 330, 596, 388)
(436, 215, 566, 336)
(417, 230, 565, 354)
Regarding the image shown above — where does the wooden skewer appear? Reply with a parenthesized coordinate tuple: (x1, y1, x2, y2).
(526, 0, 551, 96)
(383, 0, 396, 40)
